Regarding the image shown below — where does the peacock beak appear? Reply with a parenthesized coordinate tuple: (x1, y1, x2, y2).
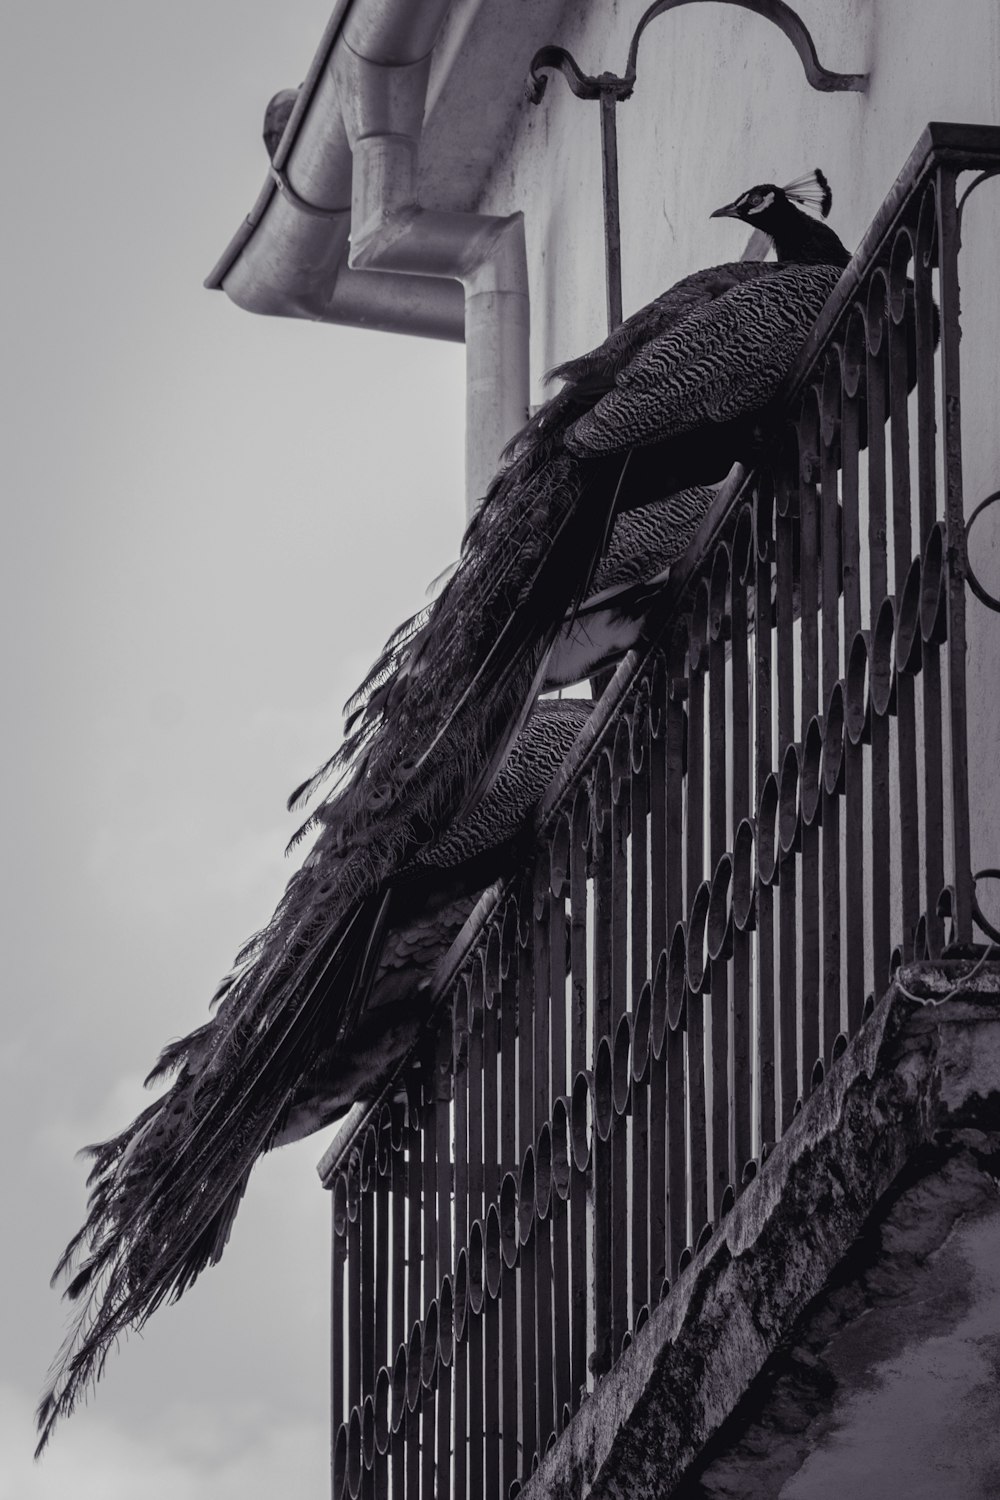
(710, 200, 743, 220)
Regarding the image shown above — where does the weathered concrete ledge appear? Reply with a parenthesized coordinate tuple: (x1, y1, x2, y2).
(521, 961, 1000, 1500)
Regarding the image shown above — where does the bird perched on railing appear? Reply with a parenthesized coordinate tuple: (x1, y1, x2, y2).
(336, 170, 848, 763)
(37, 699, 589, 1451)
(41, 171, 851, 1451)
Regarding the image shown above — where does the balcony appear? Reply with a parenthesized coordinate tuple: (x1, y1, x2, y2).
(319, 122, 1000, 1499)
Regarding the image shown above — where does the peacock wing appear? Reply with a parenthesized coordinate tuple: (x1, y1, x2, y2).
(566, 264, 842, 455)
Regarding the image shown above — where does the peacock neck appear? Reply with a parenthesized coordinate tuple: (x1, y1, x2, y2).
(769, 201, 851, 268)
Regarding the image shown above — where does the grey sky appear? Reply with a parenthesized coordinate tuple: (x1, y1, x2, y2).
(2, 4, 465, 1494)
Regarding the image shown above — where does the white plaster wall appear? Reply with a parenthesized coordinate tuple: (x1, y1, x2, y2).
(474, 0, 1000, 948)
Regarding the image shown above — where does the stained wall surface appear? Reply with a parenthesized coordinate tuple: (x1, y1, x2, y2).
(680, 1145, 1000, 1500)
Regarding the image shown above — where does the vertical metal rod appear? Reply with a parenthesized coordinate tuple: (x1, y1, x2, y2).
(421, 1076, 437, 1500)
(549, 851, 572, 1426)
(360, 1157, 376, 1500)
(685, 637, 707, 1241)
(889, 311, 921, 961)
(568, 794, 590, 1409)
(666, 994, 688, 1277)
(865, 321, 890, 1010)
(730, 521, 752, 1179)
(375, 1156, 389, 1391)
(390, 1133, 406, 1499)
(453, 985, 469, 1500)
(332, 1201, 346, 1436)
(482, 982, 500, 1500)
(592, 785, 614, 1374)
(499, 922, 519, 1490)
(610, 770, 629, 1354)
(435, 1024, 453, 1500)
(774, 481, 797, 1127)
(799, 444, 821, 1088)
(630, 747, 649, 1318)
(754, 487, 776, 1147)
(405, 1096, 421, 1500)
(361, 1164, 376, 1396)
(647, 699, 668, 1297)
(665, 643, 687, 1279)
(708, 578, 729, 1215)
(532, 866, 554, 1450)
(840, 382, 865, 1034)
(915, 229, 945, 954)
(349, 1158, 362, 1414)
(468, 986, 484, 1495)
(599, 89, 623, 333)
(516, 919, 537, 1470)
(936, 172, 973, 942)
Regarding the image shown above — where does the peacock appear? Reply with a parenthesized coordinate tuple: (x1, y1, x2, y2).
(40, 172, 851, 1451)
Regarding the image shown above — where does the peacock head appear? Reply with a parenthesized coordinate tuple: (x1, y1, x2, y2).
(710, 170, 832, 226)
(709, 170, 849, 267)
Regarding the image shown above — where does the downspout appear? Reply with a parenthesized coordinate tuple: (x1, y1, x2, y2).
(208, 0, 529, 515)
(334, 3, 529, 509)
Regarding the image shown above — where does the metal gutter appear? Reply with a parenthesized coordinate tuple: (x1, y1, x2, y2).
(205, 0, 530, 511)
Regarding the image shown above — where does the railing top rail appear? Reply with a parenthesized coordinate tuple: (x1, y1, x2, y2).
(784, 121, 1000, 396)
(316, 119, 1000, 1184)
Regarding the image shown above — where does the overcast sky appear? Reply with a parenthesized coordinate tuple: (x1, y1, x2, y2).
(1, 4, 466, 1495)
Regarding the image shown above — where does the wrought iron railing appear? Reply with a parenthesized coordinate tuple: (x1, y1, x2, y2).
(320, 123, 1000, 1499)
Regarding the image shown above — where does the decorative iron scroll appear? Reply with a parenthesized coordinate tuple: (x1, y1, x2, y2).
(324, 123, 1000, 1500)
(965, 490, 1000, 612)
(527, 0, 866, 330)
